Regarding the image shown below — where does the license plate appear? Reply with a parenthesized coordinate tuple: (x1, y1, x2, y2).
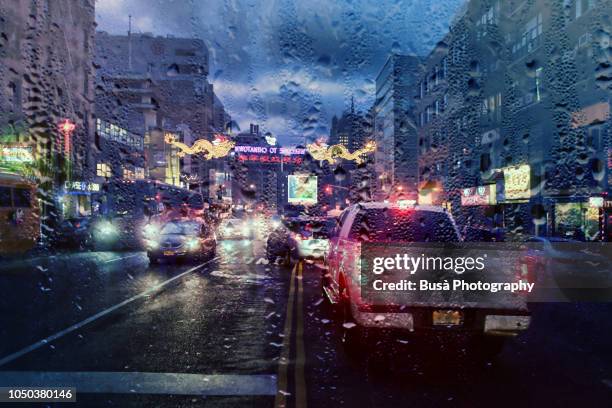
(433, 310, 463, 326)
(163, 251, 175, 256)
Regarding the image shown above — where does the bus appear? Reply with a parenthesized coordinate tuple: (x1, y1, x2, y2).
(0, 172, 39, 254)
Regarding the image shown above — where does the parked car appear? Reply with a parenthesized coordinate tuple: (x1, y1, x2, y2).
(323, 202, 531, 363)
(145, 219, 216, 263)
(520, 236, 610, 301)
(55, 217, 95, 249)
(266, 216, 335, 263)
(266, 220, 296, 264)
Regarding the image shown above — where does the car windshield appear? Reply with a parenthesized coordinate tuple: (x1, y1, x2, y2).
(160, 221, 200, 236)
(349, 209, 460, 242)
(2, 1, 610, 406)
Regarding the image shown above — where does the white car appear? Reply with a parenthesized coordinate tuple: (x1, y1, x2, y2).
(293, 217, 335, 260)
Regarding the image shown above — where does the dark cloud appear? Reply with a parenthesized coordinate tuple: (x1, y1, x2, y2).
(96, 0, 465, 144)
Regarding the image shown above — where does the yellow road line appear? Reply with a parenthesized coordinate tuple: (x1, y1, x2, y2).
(295, 260, 307, 408)
(274, 262, 297, 408)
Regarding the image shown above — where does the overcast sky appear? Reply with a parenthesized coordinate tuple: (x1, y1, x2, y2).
(96, 0, 465, 145)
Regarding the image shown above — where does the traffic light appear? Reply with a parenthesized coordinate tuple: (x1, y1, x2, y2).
(324, 185, 332, 195)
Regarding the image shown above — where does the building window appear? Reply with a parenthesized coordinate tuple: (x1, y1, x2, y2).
(135, 167, 145, 179)
(535, 68, 543, 102)
(8, 81, 20, 111)
(442, 57, 447, 79)
(96, 119, 144, 150)
(123, 167, 144, 180)
(575, 0, 593, 18)
(482, 93, 502, 120)
(96, 163, 111, 178)
(578, 32, 591, 48)
(513, 13, 543, 55)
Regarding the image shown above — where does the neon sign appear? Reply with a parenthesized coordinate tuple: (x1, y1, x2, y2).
(237, 154, 303, 165)
(164, 134, 235, 159)
(59, 119, 76, 155)
(307, 141, 376, 164)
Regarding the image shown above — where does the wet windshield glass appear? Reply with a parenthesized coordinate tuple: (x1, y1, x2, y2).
(1, 1, 610, 406)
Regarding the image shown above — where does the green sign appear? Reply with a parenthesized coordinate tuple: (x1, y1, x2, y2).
(0, 145, 33, 172)
(288, 175, 318, 205)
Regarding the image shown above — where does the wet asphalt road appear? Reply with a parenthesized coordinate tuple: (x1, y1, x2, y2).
(0, 240, 611, 407)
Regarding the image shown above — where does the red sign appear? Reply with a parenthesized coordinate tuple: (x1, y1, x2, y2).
(460, 185, 497, 206)
(237, 154, 303, 165)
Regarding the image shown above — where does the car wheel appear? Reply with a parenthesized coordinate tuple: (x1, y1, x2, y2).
(339, 297, 367, 359)
(83, 234, 94, 251)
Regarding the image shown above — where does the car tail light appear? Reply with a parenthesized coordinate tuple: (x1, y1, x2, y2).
(74, 222, 81, 228)
(515, 258, 535, 292)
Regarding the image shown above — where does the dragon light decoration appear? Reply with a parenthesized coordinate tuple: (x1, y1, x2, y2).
(164, 133, 235, 160)
(307, 140, 376, 164)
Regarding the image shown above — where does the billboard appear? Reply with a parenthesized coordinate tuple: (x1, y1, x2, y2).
(460, 185, 497, 206)
(502, 164, 531, 201)
(288, 175, 317, 205)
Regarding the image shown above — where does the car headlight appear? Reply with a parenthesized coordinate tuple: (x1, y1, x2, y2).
(185, 238, 200, 251)
(97, 221, 117, 236)
(146, 239, 159, 250)
(143, 223, 159, 238)
(94, 221, 118, 243)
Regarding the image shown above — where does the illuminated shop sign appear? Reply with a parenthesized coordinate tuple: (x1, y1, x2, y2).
(589, 197, 604, 208)
(288, 175, 317, 205)
(502, 164, 531, 201)
(64, 181, 100, 192)
(460, 185, 497, 206)
(0, 146, 33, 163)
